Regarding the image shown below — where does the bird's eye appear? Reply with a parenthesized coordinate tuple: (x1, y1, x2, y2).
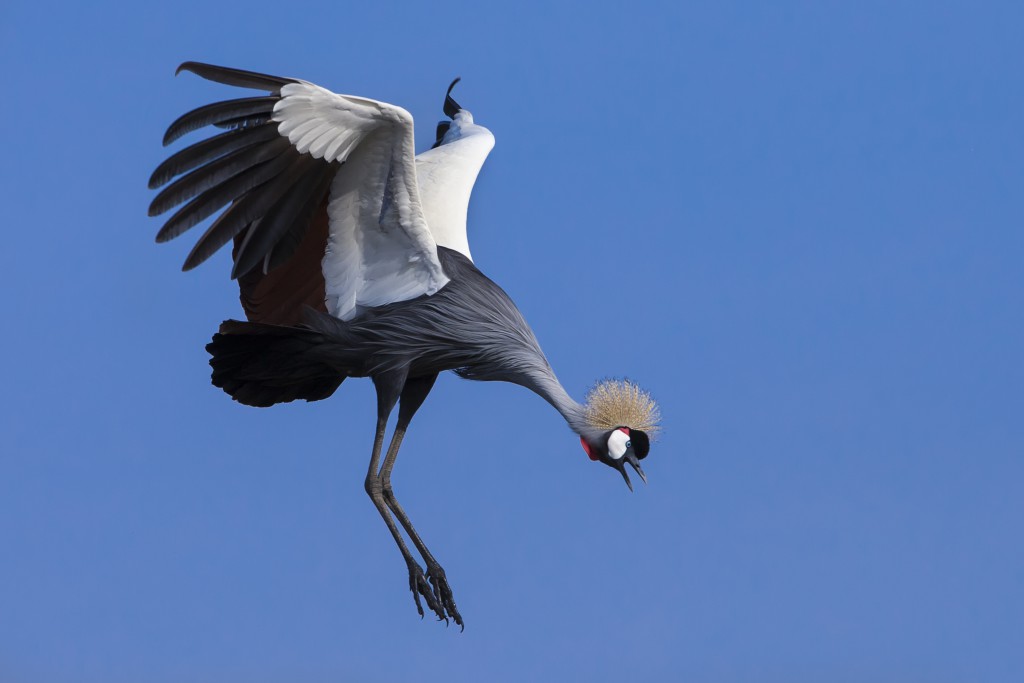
(625, 441, 632, 449)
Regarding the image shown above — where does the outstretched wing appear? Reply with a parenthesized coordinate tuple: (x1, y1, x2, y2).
(416, 81, 495, 262)
(150, 62, 450, 324)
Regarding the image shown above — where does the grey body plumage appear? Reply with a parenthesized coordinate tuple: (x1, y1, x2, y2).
(153, 62, 659, 629)
(293, 248, 593, 435)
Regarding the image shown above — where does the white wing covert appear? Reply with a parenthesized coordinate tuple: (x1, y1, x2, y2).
(273, 82, 450, 321)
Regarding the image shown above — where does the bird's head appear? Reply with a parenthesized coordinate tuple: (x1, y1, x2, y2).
(580, 426, 652, 491)
(578, 379, 661, 491)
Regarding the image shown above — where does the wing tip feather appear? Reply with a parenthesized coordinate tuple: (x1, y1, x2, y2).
(148, 168, 169, 189)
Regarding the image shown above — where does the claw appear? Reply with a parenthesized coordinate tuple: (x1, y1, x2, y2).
(410, 582, 425, 618)
(407, 560, 447, 622)
(405, 560, 464, 628)
(426, 564, 465, 630)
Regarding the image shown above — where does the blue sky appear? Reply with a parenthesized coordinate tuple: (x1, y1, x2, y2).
(2, 1, 1022, 681)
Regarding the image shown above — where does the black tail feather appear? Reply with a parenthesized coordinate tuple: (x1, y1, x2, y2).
(207, 320, 345, 407)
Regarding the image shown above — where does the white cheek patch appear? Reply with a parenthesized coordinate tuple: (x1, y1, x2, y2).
(607, 430, 630, 460)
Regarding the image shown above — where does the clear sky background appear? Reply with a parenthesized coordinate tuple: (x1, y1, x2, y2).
(1, 1, 1022, 681)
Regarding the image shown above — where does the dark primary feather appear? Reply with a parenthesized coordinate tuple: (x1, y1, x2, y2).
(182, 152, 307, 271)
(151, 136, 291, 224)
(151, 62, 340, 281)
(155, 146, 293, 246)
(149, 126, 279, 189)
(175, 151, 300, 269)
(430, 78, 463, 149)
(259, 170, 335, 273)
(213, 114, 274, 131)
(443, 77, 462, 118)
(162, 97, 278, 146)
(176, 61, 296, 92)
(231, 161, 333, 278)
(431, 121, 451, 150)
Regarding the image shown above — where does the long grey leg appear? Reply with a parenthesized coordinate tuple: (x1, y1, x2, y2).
(364, 370, 445, 621)
(378, 374, 463, 628)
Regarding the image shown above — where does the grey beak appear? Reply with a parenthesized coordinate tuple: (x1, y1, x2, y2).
(618, 465, 634, 492)
(626, 454, 647, 485)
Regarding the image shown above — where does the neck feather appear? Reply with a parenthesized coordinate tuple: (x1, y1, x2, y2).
(515, 365, 603, 440)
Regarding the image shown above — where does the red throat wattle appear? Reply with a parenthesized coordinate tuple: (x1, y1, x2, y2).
(582, 428, 631, 461)
(580, 436, 598, 461)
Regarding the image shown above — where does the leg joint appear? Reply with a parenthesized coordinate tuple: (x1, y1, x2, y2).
(364, 474, 382, 497)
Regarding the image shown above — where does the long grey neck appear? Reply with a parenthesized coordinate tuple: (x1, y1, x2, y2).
(515, 364, 600, 440)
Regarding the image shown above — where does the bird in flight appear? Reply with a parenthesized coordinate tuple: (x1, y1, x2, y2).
(149, 62, 661, 628)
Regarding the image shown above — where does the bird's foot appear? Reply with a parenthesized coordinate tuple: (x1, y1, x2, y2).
(407, 559, 446, 623)
(426, 563, 464, 630)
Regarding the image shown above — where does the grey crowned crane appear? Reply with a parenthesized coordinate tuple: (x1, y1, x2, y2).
(149, 62, 661, 628)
